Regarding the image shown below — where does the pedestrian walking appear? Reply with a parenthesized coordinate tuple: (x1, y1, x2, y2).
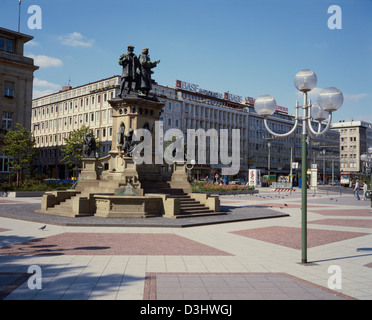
(362, 181, 368, 201)
(354, 179, 360, 200)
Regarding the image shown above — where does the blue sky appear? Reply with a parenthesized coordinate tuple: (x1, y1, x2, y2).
(1, 0, 371, 123)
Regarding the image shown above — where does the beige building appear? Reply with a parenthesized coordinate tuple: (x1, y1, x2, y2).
(32, 76, 340, 183)
(0, 27, 38, 179)
(331, 120, 372, 173)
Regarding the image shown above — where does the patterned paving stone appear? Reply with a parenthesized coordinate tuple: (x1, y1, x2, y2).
(309, 209, 372, 216)
(230, 226, 369, 250)
(309, 219, 372, 228)
(0, 233, 233, 256)
(144, 273, 353, 300)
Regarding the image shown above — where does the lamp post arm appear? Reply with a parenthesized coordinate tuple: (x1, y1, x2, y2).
(264, 118, 298, 138)
(307, 113, 333, 136)
(263, 102, 299, 138)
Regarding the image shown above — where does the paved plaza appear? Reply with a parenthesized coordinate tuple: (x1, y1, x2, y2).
(0, 187, 371, 300)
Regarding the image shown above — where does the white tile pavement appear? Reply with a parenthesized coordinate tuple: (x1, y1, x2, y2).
(0, 189, 371, 300)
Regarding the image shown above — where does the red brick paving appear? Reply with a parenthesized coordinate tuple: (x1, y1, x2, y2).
(0, 228, 10, 232)
(309, 219, 372, 228)
(230, 226, 369, 250)
(0, 200, 23, 204)
(221, 201, 325, 209)
(0, 233, 232, 256)
(309, 209, 372, 216)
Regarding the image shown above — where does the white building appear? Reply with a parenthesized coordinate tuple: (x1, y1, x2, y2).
(31, 75, 340, 183)
(331, 120, 372, 173)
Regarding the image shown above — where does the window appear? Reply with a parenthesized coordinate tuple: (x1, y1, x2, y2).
(0, 153, 9, 172)
(0, 37, 14, 53)
(4, 81, 14, 97)
(2, 112, 13, 130)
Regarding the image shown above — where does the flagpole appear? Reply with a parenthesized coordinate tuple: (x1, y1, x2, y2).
(18, 0, 22, 33)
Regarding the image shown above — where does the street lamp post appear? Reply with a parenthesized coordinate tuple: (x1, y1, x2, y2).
(254, 69, 343, 263)
(361, 147, 372, 207)
(266, 138, 275, 187)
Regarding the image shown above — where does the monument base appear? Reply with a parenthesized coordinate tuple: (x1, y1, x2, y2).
(80, 158, 98, 181)
(94, 195, 163, 218)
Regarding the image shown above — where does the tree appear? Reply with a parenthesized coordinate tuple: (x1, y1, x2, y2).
(60, 126, 100, 175)
(0, 123, 38, 185)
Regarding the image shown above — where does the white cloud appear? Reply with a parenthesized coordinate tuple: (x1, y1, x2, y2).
(344, 93, 368, 102)
(25, 40, 39, 47)
(34, 78, 60, 90)
(59, 32, 95, 47)
(27, 54, 63, 67)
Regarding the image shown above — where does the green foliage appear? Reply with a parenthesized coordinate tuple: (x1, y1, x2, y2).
(60, 125, 100, 168)
(0, 180, 73, 192)
(0, 123, 38, 184)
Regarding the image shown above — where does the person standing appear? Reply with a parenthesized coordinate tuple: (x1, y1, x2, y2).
(362, 181, 368, 201)
(354, 179, 360, 200)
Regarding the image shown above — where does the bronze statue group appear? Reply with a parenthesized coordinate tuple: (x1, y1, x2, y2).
(118, 45, 160, 98)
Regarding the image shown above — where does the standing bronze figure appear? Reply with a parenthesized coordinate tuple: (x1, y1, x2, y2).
(138, 48, 160, 97)
(118, 45, 139, 97)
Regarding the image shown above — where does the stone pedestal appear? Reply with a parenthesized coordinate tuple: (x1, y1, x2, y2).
(94, 195, 163, 218)
(170, 161, 191, 193)
(80, 158, 98, 181)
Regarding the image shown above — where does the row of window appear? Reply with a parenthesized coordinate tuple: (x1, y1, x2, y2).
(341, 145, 357, 151)
(341, 162, 358, 168)
(33, 109, 113, 133)
(341, 137, 357, 142)
(33, 92, 115, 120)
(340, 129, 357, 134)
(184, 103, 246, 123)
(35, 127, 113, 147)
(37, 144, 113, 160)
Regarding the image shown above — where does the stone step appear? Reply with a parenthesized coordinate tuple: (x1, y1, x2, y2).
(180, 208, 215, 214)
(180, 203, 205, 209)
(173, 211, 225, 219)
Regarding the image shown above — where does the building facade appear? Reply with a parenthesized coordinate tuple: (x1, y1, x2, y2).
(331, 120, 372, 173)
(0, 27, 38, 180)
(31, 75, 340, 183)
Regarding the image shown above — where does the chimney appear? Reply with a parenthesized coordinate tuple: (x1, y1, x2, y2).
(62, 86, 72, 91)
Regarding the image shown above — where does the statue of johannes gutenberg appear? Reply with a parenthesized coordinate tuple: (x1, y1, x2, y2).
(118, 45, 138, 97)
(117, 45, 160, 98)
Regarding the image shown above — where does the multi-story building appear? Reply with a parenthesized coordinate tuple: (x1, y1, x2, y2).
(331, 120, 372, 173)
(0, 27, 38, 180)
(31, 75, 340, 183)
